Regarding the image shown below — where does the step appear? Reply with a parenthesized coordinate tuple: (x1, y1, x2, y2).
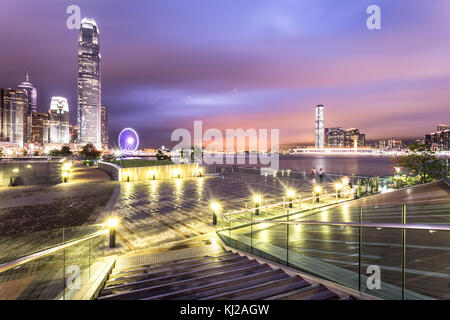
(99, 263, 270, 300)
(299, 289, 339, 300)
(111, 252, 234, 277)
(106, 254, 244, 286)
(265, 284, 322, 300)
(200, 276, 307, 300)
(147, 269, 288, 300)
(102, 257, 254, 292)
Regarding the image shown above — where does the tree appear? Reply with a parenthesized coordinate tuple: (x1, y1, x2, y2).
(393, 143, 443, 185)
(49, 149, 61, 157)
(79, 143, 101, 160)
(0, 148, 3, 157)
(60, 146, 73, 156)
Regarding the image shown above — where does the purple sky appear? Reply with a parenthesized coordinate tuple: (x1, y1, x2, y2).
(1, 0, 450, 147)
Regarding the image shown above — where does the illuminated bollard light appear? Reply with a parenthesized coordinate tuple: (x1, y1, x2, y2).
(107, 218, 119, 248)
(314, 185, 322, 203)
(210, 201, 221, 225)
(254, 195, 262, 216)
(335, 183, 343, 200)
(287, 189, 295, 209)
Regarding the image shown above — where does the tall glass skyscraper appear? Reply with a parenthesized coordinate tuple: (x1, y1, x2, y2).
(18, 73, 36, 143)
(77, 18, 101, 148)
(315, 104, 324, 148)
(0, 88, 28, 148)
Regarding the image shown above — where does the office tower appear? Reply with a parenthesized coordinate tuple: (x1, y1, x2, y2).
(325, 127, 345, 147)
(77, 18, 101, 148)
(426, 129, 450, 150)
(18, 73, 36, 143)
(387, 139, 403, 150)
(437, 124, 449, 132)
(101, 105, 108, 149)
(49, 97, 70, 144)
(344, 128, 365, 148)
(0, 88, 28, 148)
(31, 112, 50, 144)
(315, 105, 324, 148)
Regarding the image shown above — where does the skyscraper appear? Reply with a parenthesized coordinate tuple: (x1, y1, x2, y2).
(18, 73, 37, 113)
(0, 88, 28, 148)
(31, 111, 49, 144)
(315, 104, 324, 148)
(49, 97, 70, 144)
(101, 105, 108, 149)
(325, 127, 345, 147)
(18, 73, 36, 143)
(77, 18, 101, 148)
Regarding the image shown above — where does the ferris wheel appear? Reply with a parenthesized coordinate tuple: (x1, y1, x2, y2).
(118, 128, 139, 152)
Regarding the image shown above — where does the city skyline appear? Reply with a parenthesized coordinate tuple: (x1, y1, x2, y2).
(1, 1, 450, 148)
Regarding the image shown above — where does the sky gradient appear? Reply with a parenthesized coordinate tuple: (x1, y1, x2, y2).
(1, 0, 449, 148)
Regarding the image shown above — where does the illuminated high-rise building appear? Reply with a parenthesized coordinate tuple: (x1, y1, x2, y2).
(31, 111, 49, 144)
(18, 73, 37, 114)
(77, 18, 101, 148)
(101, 105, 108, 149)
(18, 73, 36, 143)
(325, 127, 345, 147)
(49, 97, 70, 144)
(0, 88, 28, 148)
(315, 104, 324, 148)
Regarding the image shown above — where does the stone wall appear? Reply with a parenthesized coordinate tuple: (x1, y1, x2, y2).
(0, 161, 60, 186)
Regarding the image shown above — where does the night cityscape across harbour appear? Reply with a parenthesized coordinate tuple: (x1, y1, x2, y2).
(0, 0, 450, 312)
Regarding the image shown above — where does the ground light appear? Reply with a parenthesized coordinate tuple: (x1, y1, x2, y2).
(253, 195, 262, 215)
(62, 171, 69, 183)
(210, 201, 221, 225)
(197, 168, 204, 177)
(107, 217, 119, 248)
(286, 189, 295, 208)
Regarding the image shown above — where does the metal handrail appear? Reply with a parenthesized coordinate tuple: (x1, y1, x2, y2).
(0, 230, 107, 275)
(222, 218, 450, 231)
(222, 191, 353, 217)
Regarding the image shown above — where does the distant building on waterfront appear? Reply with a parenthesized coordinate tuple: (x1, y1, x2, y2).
(344, 128, 365, 149)
(0, 88, 28, 148)
(426, 125, 450, 150)
(31, 111, 49, 144)
(49, 97, 70, 144)
(77, 18, 102, 148)
(325, 127, 345, 147)
(315, 104, 324, 148)
(101, 105, 108, 149)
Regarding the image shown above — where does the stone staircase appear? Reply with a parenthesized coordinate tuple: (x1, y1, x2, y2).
(97, 250, 357, 300)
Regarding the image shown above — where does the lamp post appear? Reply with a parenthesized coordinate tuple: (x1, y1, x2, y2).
(254, 195, 262, 216)
(107, 218, 118, 248)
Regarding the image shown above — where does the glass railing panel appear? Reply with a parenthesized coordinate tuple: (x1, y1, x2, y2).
(287, 224, 359, 291)
(359, 227, 402, 300)
(404, 229, 450, 300)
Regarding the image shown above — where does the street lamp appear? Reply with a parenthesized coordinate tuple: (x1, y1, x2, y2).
(107, 217, 119, 248)
(210, 201, 221, 225)
(253, 195, 262, 215)
(286, 189, 295, 208)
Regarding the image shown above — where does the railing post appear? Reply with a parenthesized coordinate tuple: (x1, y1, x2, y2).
(250, 209, 253, 255)
(286, 213, 289, 267)
(359, 207, 362, 292)
(62, 227, 65, 301)
(402, 204, 407, 300)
